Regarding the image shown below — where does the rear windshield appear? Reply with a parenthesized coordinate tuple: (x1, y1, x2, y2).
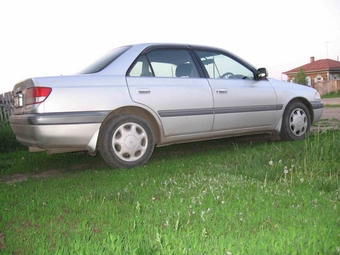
(79, 45, 131, 74)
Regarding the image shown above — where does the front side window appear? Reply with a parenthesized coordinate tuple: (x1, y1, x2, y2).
(195, 50, 254, 80)
(129, 49, 199, 78)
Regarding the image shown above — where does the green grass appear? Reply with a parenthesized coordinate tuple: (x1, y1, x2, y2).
(1, 124, 340, 254)
(322, 90, 340, 98)
(324, 104, 340, 108)
(0, 123, 25, 153)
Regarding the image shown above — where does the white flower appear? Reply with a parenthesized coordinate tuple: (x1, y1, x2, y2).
(269, 160, 274, 166)
(284, 166, 288, 174)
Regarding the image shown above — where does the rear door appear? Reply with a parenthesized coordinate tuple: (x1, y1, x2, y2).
(126, 47, 214, 137)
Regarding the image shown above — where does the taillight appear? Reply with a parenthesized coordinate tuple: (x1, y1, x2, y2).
(25, 87, 52, 106)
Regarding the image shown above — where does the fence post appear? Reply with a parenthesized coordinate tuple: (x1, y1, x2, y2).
(0, 93, 3, 123)
(0, 91, 13, 126)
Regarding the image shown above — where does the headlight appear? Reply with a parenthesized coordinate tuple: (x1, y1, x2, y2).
(314, 92, 321, 100)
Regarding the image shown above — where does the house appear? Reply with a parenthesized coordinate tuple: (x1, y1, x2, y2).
(283, 57, 340, 87)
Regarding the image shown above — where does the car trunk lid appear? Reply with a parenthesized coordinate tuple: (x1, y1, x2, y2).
(12, 78, 52, 115)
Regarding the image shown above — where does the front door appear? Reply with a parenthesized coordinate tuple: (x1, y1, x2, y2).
(195, 50, 278, 131)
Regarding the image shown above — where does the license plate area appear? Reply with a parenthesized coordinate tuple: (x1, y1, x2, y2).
(13, 93, 23, 108)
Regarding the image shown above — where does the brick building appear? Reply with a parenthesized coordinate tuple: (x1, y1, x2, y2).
(283, 57, 340, 87)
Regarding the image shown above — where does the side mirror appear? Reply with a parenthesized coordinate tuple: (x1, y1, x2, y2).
(256, 68, 268, 79)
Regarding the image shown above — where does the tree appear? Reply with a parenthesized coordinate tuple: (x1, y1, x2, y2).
(294, 67, 308, 85)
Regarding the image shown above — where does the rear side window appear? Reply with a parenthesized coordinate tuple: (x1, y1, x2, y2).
(129, 49, 199, 78)
(79, 46, 131, 74)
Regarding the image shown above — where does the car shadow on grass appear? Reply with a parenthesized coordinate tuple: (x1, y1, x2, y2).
(1, 133, 280, 184)
(2, 119, 339, 184)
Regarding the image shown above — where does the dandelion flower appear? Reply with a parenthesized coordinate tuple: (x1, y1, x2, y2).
(284, 166, 288, 174)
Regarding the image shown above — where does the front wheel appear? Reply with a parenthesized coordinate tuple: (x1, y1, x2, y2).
(279, 102, 311, 141)
(98, 114, 155, 168)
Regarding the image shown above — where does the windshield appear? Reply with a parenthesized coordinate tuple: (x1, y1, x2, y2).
(79, 45, 131, 74)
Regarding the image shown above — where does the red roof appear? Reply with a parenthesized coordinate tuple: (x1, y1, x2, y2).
(283, 58, 340, 74)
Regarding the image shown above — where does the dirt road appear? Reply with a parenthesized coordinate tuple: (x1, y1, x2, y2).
(321, 98, 340, 119)
(322, 108, 340, 119)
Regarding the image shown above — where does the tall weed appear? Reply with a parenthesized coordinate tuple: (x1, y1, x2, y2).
(0, 123, 25, 153)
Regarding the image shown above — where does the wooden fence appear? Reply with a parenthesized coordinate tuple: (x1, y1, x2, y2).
(314, 80, 340, 96)
(0, 91, 13, 126)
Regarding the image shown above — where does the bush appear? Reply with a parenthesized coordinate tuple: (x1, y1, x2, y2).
(0, 123, 25, 153)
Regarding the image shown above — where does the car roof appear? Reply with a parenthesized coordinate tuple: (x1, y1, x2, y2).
(130, 42, 224, 51)
(97, 43, 258, 75)
(129, 43, 258, 70)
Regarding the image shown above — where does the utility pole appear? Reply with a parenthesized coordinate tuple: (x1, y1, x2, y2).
(326, 41, 330, 59)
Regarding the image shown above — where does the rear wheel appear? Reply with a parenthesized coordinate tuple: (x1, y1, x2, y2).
(279, 101, 311, 141)
(99, 114, 155, 168)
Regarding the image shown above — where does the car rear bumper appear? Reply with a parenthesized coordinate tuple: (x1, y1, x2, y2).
(9, 111, 109, 150)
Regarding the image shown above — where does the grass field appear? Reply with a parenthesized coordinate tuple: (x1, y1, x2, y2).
(322, 90, 340, 98)
(0, 124, 339, 254)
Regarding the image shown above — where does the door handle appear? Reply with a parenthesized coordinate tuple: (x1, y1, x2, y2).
(216, 89, 228, 94)
(137, 89, 151, 94)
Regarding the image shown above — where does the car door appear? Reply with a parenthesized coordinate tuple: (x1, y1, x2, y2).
(126, 48, 214, 137)
(195, 49, 278, 131)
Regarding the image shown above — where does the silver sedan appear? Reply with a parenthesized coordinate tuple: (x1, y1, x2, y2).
(10, 43, 323, 168)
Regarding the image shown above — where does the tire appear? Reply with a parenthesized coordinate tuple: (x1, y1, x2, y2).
(279, 101, 311, 141)
(98, 114, 155, 169)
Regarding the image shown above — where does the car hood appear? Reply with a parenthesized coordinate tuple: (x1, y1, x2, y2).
(267, 78, 321, 104)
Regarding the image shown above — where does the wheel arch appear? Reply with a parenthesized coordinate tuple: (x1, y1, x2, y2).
(284, 97, 314, 123)
(100, 106, 162, 144)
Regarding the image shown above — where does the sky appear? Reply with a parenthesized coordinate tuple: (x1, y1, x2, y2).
(1, 0, 340, 93)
